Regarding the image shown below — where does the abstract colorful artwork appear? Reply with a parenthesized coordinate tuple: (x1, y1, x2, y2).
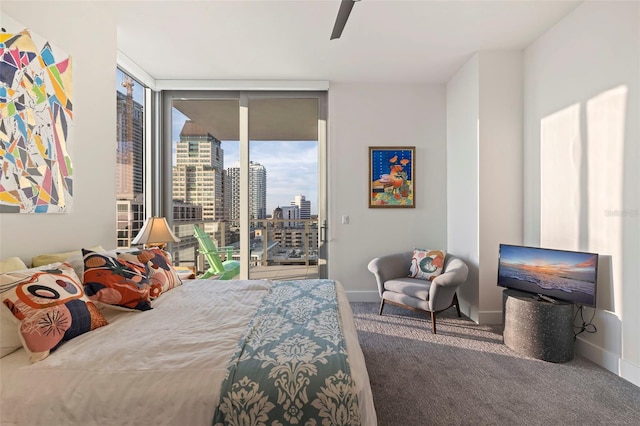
(369, 146, 415, 208)
(0, 25, 73, 213)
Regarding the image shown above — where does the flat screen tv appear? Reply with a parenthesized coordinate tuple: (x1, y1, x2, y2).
(497, 244, 598, 308)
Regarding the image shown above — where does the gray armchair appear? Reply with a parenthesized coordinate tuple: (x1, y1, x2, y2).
(367, 251, 469, 334)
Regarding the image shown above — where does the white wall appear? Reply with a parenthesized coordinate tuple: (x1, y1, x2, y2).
(0, 2, 118, 264)
(446, 52, 523, 324)
(328, 83, 448, 300)
(523, 1, 640, 386)
(446, 55, 480, 320)
(478, 52, 523, 323)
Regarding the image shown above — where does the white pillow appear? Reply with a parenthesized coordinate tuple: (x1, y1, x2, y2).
(31, 245, 104, 278)
(0, 257, 27, 274)
(0, 257, 29, 357)
(1, 305, 22, 358)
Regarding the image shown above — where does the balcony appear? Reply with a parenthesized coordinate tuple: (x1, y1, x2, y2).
(171, 218, 321, 281)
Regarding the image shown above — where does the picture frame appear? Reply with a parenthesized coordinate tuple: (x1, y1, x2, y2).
(369, 146, 415, 208)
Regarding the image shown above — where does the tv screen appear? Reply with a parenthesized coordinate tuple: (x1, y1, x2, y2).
(497, 244, 598, 308)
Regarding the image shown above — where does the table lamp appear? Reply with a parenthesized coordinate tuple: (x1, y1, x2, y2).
(131, 217, 181, 250)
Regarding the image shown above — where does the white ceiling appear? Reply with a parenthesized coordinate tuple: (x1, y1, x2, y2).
(117, 0, 582, 84)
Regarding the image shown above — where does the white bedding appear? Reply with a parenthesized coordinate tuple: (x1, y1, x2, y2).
(0, 279, 376, 425)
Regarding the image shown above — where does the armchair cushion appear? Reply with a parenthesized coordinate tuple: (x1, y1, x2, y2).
(408, 248, 446, 280)
(383, 278, 430, 301)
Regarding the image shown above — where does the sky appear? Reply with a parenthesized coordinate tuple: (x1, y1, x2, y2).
(172, 109, 319, 215)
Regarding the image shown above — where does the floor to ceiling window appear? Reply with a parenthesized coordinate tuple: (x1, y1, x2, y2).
(115, 68, 147, 248)
(163, 91, 327, 280)
(169, 97, 240, 271)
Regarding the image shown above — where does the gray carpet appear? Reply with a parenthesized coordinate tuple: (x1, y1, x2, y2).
(350, 302, 640, 426)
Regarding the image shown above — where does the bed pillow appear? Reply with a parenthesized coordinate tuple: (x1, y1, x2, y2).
(0, 257, 28, 274)
(408, 249, 446, 280)
(0, 304, 21, 358)
(2, 261, 64, 358)
(117, 248, 182, 298)
(82, 249, 153, 311)
(32, 245, 105, 278)
(0, 257, 29, 357)
(0, 262, 108, 363)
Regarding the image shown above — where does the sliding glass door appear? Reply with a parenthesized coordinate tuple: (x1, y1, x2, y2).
(162, 90, 327, 280)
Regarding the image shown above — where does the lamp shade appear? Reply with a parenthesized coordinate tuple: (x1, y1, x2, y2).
(131, 217, 181, 247)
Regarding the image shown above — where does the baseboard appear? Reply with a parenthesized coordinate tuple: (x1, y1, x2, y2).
(574, 336, 640, 387)
(575, 336, 619, 374)
(346, 291, 380, 303)
(620, 358, 640, 388)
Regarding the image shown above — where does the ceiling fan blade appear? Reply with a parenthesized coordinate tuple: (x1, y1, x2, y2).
(330, 0, 356, 40)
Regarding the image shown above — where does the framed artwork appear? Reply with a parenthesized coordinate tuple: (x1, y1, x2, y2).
(369, 146, 415, 208)
(0, 18, 74, 213)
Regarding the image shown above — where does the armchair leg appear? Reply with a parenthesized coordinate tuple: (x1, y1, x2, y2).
(378, 299, 385, 315)
(431, 311, 437, 334)
(453, 293, 461, 317)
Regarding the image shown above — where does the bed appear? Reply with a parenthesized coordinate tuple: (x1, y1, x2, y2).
(0, 275, 377, 425)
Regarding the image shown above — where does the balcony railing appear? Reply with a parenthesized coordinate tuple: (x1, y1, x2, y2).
(170, 218, 320, 280)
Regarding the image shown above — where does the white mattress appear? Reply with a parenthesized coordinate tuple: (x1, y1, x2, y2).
(0, 279, 376, 425)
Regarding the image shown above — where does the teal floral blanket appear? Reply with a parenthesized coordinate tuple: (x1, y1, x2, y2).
(213, 279, 361, 425)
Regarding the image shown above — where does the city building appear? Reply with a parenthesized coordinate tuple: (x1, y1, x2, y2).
(226, 161, 267, 223)
(250, 161, 267, 220)
(115, 80, 144, 248)
(226, 166, 240, 226)
(116, 198, 145, 248)
(172, 120, 227, 248)
(291, 195, 311, 219)
(279, 205, 300, 228)
(171, 201, 203, 268)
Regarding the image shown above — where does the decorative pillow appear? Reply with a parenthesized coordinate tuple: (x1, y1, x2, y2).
(0, 257, 28, 274)
(82, 249, 152, 311)
(117, 248, 182, 299)
(0, 262, 108, 363)
(2, 261, 76, 357)
(409, 249, 446, 280)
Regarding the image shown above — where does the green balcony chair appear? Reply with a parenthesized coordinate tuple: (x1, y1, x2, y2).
(193, 225, 240, 280)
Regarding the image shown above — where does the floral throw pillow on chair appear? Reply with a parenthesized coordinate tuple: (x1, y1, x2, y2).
(409, 249, 446, 281)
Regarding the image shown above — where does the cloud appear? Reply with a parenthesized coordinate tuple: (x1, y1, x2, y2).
(220, 140, 318, 214)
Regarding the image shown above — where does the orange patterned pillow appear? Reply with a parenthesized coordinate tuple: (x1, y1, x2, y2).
(82, 249, 152, 311)
(118, 248, 182, 298)
(0, 263, 108, 363)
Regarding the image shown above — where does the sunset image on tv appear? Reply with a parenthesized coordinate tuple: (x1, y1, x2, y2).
(498, 245, 597, 307)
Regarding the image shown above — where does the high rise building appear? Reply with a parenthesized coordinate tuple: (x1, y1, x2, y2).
(172, 120, 225, 222)
(250, 162, 267, 220)
(226, 166, 240, 226)
(116, 90, 144, 200)
(291, 195, 311, 219)
(116, 80, 145, 248)
(172, 121, 227, 251)
(226, 161, 267, 222)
